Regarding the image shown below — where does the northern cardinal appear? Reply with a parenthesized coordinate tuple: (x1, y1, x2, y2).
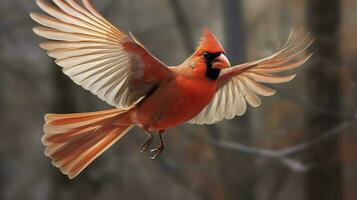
(31, 0, 312, 179)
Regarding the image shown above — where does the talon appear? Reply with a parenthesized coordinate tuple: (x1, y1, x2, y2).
(150, 146, 164, 159)
(139, 132, 153, 152)
(149, 130, 165, 159)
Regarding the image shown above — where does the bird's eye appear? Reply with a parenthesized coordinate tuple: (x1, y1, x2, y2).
(203, 52, 210, 59)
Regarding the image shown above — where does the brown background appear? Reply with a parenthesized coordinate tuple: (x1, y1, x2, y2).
(0, 0, 356, 200)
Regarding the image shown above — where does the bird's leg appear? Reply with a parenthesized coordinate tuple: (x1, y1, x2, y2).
(139, 131, 153, 152)
(150, 130, 165, 159)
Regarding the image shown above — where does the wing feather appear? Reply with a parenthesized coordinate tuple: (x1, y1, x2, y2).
(189, 31, 312, 124)
(31, 0, 172, 108)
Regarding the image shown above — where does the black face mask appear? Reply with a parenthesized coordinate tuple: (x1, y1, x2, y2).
(203, 52, 222, 80)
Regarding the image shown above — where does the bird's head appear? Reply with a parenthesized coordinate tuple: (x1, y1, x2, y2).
(189, 28, 231, 80)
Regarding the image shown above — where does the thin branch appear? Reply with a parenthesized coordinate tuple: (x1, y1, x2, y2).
(209, 139, 313, 172)
(271, 85, 351, 119)
(208, 114, 356, 172)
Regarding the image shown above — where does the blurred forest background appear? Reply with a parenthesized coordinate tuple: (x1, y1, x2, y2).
(0, 0, 356, 200)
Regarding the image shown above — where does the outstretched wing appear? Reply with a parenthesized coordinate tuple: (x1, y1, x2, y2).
(189, 31, 312, 124)
(31, 0, 172, 108)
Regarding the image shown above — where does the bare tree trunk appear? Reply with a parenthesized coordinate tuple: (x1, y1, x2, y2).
(49, 65, 78, 200)
(51, 67, 77, 114)
(0, 44, 7, 200)
(213, 0, 256, 199)
(223, 0, 246, 63)
(168, 0, 195, 53)
(305, 0, 342, 199)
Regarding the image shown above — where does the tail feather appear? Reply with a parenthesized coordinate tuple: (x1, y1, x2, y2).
(42, 108, 133, 179)
(45, 109, 121, 123)
(66, 126, 132, 178)
(43, 109, 122, 134)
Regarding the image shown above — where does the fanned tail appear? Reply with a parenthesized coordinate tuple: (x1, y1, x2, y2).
(42, 108, 133, 179)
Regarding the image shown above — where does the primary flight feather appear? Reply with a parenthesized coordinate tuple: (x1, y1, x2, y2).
(31, 0, 312, 179)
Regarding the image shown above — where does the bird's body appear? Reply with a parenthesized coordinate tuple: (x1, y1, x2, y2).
(31, 0, 312, 179)
(128, 65, 218, 131)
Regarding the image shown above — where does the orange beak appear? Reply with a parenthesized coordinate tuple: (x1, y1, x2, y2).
(212, 54, 231, 69)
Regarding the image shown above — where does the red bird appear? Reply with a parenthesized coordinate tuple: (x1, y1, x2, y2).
(31, 0, 312, 178)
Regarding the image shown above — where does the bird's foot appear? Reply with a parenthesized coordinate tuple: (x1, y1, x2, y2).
(150, 130, 165, 159)
(150, 145, 165, 159)
(139, 132, 153, 152)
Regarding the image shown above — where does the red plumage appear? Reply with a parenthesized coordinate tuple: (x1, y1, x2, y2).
(31, 0, 312, 178)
